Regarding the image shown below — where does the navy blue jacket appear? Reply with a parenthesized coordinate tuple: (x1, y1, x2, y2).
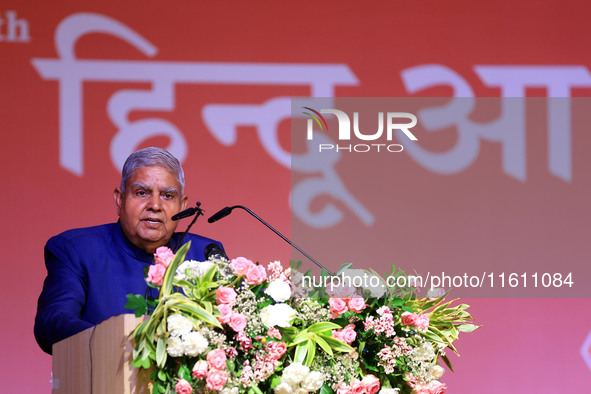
(34, 222, 223, 354)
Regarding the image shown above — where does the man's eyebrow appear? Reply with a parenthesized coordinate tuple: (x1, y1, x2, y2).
(130, 182, 150, 190)
(160, 187, 179, 193)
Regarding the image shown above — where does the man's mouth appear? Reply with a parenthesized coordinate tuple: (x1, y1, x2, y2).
(142, 218, 163, 225)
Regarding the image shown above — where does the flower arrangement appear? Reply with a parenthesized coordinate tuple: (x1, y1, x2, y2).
(126, 241, 478, 394)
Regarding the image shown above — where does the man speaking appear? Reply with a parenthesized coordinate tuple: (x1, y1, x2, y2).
(34, 147, 224, 354)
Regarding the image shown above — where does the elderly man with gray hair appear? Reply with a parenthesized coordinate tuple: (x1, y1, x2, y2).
(34, 147, 224, 354)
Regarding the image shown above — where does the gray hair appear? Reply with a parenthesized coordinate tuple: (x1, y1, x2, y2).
(120, 147, 185, 194)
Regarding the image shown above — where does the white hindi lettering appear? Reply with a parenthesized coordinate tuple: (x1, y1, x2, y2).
(400, 64, 591, 182)
(30, 12, 585, 230)
(31, 12, 370, 229)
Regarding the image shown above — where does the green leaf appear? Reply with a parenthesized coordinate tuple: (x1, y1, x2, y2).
(153, 380, 166, 394)
(313, 334, 333, 356)
(305, 338, 316, 366)
(457, 324, 480, 333)
(125, 294, 148, 316)
(294, 342, 308, 363)
(250, 386, 264, 394)
(389, 298, 405, 307)
(308, 322, 341, 334)
(270, 374, 281, 388)
(161, 242, 191, 297)
(320, 383, 335, 394)
(336, 263, 353, 274)
(317, 334, 354, 353)
(290, 330, 310, 346)
(179, 364, 192, 381)
(201, 263, 218, 283)
(290, 260, 303, 270)
(441, 354, 454, 372)
(141, 357, 151, 369)
(167, 298, 222, 328)
(131, 358, 144, 368)
(156, 337, 166, 368)
(157, 370, 166, 382)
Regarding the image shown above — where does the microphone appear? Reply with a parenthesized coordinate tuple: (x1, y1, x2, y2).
(204, 243, 228, 260)
(173, 202, 204, 252)
(207, 205, 332, 274)
(173, 206, 200, 221)
(207, 206, 233, 223)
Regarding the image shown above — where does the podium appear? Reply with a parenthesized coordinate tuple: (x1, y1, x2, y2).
(51, 314, 152, 393)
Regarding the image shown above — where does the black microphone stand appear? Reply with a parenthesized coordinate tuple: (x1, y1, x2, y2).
(210, 205, 333, 275)
(174, 201, 204, 253)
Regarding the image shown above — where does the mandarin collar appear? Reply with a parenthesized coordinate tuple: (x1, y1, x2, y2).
(113, 221, 158, 264)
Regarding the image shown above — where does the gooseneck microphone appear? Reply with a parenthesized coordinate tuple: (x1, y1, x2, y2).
(173, 202, 204, 252)
(208, 205, 332, 274)
(172, 206, 202, 221)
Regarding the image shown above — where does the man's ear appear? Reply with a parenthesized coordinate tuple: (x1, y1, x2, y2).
(113, 188, 122, 216)
(181, 195, 188, 210)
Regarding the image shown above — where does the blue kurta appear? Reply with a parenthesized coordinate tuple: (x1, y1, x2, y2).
(34, 222, 224, 354)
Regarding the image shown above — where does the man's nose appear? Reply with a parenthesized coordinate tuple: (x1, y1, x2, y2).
(148, 194, 161, 210)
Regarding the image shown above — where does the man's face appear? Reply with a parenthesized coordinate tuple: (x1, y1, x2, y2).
(113, 166, 188, 253)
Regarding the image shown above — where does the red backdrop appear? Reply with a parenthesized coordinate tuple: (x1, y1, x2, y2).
(1, 1, 590, 392)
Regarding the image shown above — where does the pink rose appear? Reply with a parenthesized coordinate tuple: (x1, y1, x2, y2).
(337, 382, 352, 394)
(146, 264, 166, 286)
(361, 375, 380, 394)
(217, 304, 233, 324)
(340, 324, 357, 345)
(228, 312, 247, 332)
(266, 341, 287, 360)
(175, 378, 193, 394)
(350, 379, 366, 394)
(267, 327, 282, 339)
(216, 286, 237, 305)
(426, 381, 447, 394)
(326, 284, 357, 298)
(192, 360, 208, 379)
(245, 264, 267, 285)
(401, 311, 418, 326)
(231, 257, 253, 276)
(405, 374, 418, 389)
(207, 348, 227, 370)
(328, 298, 348, 318)
(332, 329, 344, 342)
(154, 246, 175, 268)
(415, 314, 430, 331)
(206, 369, 228, 391)
(412, 384, 431, 394)
(347, 297, 367, 313)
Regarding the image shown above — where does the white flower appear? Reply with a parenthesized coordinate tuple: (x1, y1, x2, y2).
(430, 365, 445, 379)
(182, 331, 209, 356)
(266, 279, 292, 302)
(295, 388, 308, 394)
(427, 287, 445, 299)
(342, 268, 386, 298)
(282, 362, 310, 386)
(221, 388, 239, 394)
(274, 381, 295, 394)
(167, 313, 193, 337)
(260, 304, 297, 328)
(301, 371, 324, 391)
(291, 271, 304, 285)
(176, 260, 215, 280)
(166, 336, 184, 357)
(379, 389, 400, 394)
(410, 342, 436, 362)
